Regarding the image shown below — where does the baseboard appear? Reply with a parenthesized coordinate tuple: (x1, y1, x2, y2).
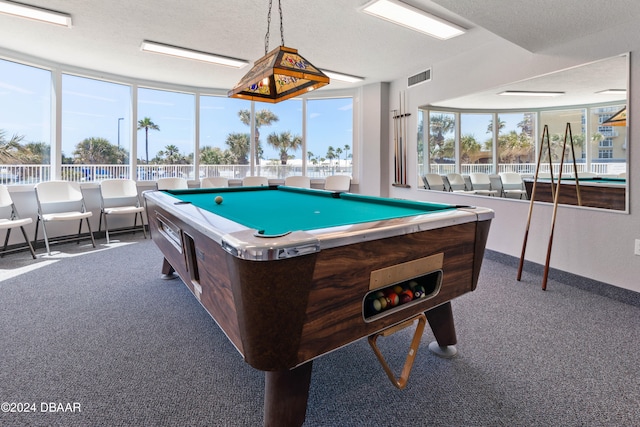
(485, 250, 640, 307)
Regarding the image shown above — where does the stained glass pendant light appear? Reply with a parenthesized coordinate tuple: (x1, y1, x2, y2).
(228, 0, 329, 103)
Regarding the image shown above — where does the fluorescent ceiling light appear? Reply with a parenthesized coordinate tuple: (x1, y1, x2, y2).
(498, 90, 565, 97)
(141, 41, 248, 69)
(596, 89, 626, 95)
(321, 70, 364, 83)
(0, 0, 71, 27)
(361, 0, 464, 40)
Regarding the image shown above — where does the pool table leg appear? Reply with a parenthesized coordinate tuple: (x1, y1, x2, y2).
(425, 302, 458, 358)
(264, 361, 313, 427)
(160, 257, 177, 280)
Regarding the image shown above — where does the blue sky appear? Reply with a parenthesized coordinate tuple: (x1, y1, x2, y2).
(0, 58, 353, 163)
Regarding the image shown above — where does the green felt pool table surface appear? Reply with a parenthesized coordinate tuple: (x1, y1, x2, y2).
(164, 186, 456, 236)
(550, 176, 625, 184)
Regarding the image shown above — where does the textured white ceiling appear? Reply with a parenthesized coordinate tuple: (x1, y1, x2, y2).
(0, 0, 633, 108)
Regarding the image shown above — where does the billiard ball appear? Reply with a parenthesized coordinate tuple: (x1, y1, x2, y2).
(378, 297, 388, 310)
(370, 298, 382, 313)
(393, 285, 404, 294)
(387, 293, 399, 307)
(399, 292, 412, 304)
(408, 280, 419, 290)
(215, 196, 223, 204)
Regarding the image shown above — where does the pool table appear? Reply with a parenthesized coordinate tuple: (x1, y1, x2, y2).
(143, 186, 494, 426)
(523, 176, 626, 210)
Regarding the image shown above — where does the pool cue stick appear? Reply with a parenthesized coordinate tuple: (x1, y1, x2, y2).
(546, 127, 556, 201)
(566, 123, 583, 206)
(393, 110, 399, 183)
(542, 125, 570, 291)
(398, 92, 403, 184)
(403, 91, 408, 185)
(391, 110, 398, 183)
(517, 125, 550, 281)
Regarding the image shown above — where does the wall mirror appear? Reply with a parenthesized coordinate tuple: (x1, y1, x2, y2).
(417, 54, 629, 211)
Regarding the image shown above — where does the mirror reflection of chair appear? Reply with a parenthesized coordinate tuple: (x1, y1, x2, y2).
(0, 185, 36, 259)
(324, 175, 351, 192)
(498, 172, 528, 199)
(34, 181, 96, 255)
(156, 177, 188, 190)
(99, 179, 147, 244)
(445, 173, 474, 193)
(284, 176, 311, 188)
(576, 172, 597, 178)
(242, 176, 269, 187)
(422, 174, 446, 191)
(469, 173, 499, 196)
(201, 177, 229, 188)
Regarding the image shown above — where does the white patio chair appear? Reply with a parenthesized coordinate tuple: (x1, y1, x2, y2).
(34, 181, 96, 255)
(0, 184, 36, 259)
(201, 177, 229, 188)
(99, 179, 147, 244)
(324, 175, 351, 192)
(242, 176, 269, 187)
(156, 177, 188, 190)
(284, 176, 311, 188)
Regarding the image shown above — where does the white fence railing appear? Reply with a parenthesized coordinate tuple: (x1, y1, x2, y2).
(0, 162, 625, 185)
(0, 164, 355, 185)
(427, 162, 625, 177)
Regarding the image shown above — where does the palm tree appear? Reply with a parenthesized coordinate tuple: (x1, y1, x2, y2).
(238, 109, 278, 165)
(225, 132, 250, 164)
(19, 142, 50, 164)
(266, 131, 302, 165)
(343, 144, 351, 163)
(0, 130, 23, 163)
(73, 137, 119, 164)
(429, 114, 455, 159)
(200, 146, 234, 165)
(326, 146, 336, 169)
(163, 144, 182, 164)
(137, 117, 160, 164)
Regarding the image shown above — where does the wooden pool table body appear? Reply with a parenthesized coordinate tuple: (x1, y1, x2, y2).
(144, 187, 493, 426)
(523, 177, 626, 210)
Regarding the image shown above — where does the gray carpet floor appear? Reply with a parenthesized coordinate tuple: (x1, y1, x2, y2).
(0, 235, 639, 426)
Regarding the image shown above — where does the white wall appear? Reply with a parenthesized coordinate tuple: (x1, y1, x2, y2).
(376, 22, 640, 293)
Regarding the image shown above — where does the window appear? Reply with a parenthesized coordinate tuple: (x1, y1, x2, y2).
(307, 98, 353, 178)
(426, 111, 455, 175)
(0, 56, 358, 185)
(0, 59, 51, 183)
(460, 113, 493, 173)
(588, 104, 626, 173)
(137, 88, 195, 180)
(599, 149, 613, 159)
(257, 99, 303, 178)
(539, 108, 585, 174)
(62, 74, 130, 180)
(497, 112, 535, 174)
(199, 95, 251, 179)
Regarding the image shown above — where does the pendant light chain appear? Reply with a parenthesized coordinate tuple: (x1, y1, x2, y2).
(264, 0, 284, 55)
(278, 0, 284, 47)
(265, 0, 272, 55)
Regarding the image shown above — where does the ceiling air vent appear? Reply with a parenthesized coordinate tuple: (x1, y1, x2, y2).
(408, 69, 431, 87)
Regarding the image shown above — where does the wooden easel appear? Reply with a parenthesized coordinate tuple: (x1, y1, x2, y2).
(518, 123, 581, 290)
